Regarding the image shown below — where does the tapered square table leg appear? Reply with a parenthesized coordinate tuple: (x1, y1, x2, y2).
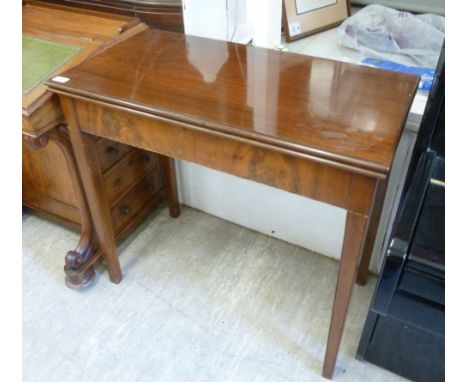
(322, 212, 368, 378)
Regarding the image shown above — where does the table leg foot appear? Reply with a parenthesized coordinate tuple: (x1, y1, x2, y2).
(63, 228, 96, 289)
(65, 261, 96, 289)
(322, 212, 368, 379)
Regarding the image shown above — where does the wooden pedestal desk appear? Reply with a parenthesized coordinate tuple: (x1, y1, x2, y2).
(46, 30, 419, 379)
(22, 2, 178, 288)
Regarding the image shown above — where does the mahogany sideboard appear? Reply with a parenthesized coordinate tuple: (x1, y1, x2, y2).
(46, 30, 418, 378)
(22, 1, 179, 288)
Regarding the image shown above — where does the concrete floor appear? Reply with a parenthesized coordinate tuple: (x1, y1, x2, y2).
(23, 205, 408, 382)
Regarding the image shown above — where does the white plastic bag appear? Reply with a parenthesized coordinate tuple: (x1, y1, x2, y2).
(337, 5, 444, 67)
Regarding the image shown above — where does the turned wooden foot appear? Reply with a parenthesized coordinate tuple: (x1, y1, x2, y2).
(63, 230, 96, 289)
(65, 258, 96, 289)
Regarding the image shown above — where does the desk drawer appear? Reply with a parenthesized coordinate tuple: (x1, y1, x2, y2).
(96, 138, 132, 173)
(111, 168, 162, 232)
(103, 149, 159, 203)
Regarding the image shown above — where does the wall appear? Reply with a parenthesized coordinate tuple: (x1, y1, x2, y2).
(182, 0, 282, 47)
(182, 0, 254, 44)
(175, 160, 347, 260)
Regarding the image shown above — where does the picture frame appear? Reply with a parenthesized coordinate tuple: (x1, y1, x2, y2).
(282, 0, 350, 42)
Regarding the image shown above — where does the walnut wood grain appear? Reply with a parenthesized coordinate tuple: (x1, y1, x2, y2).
(70, 99, 356, 210)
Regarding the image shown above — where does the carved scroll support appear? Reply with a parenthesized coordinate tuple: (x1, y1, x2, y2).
(24, 133, 49, 150)
(26, 126, 97, 289)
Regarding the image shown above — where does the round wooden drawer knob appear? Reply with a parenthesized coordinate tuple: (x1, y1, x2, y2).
(120, 206, 131, 215)
(106, 147, 119, 155)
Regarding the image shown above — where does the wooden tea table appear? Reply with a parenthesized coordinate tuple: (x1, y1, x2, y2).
(46, 29, 418, 378)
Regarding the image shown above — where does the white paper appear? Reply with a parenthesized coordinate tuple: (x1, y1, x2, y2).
(289, 21, 301, 37)
(295, 0, 336, 14)
(51, 76, 70, 84)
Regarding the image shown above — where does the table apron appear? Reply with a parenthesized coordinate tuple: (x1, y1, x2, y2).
(67, 96, 379, 216)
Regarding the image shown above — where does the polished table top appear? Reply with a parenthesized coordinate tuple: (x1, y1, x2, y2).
(47, 29, 419, 177)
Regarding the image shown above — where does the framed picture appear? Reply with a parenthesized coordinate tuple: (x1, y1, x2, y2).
(282, 0, 350, 42)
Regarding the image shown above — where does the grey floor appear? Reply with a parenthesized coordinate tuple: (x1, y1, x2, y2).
(23, 205, 408, 382)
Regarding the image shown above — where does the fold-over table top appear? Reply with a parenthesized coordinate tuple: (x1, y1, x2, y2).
(47, 29, 419, 176)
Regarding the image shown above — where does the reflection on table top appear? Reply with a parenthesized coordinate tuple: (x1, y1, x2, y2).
(282, 23, 429, 125)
